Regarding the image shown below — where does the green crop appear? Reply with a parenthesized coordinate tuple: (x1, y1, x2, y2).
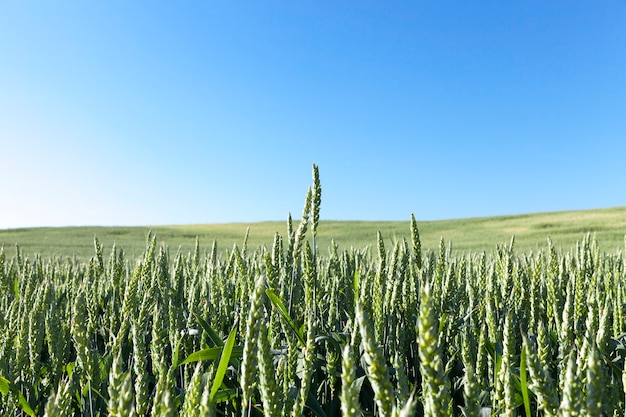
(1, 164, 626, 416)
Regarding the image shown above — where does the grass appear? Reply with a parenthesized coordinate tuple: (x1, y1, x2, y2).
(1, 206, 625, 260)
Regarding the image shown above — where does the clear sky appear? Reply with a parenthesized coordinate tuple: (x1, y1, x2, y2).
(1, 2, 625, 228)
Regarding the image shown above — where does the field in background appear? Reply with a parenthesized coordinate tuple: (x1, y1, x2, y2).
(1, 205, 626, 259)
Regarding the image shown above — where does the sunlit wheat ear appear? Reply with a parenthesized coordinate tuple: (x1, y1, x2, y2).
(393, 352, 417, 416)
(118, 371, 136, 417)
(44, 280, 68, 378)
(340, 342, 361, 417)
(293, 186, 312, 257)
(559, 348, 582, 416)
(585, 340, 603, 416)
(460, 327, 481, 417)
(107, 350, 134, 417)
(311, 163, 321, 239)
(475, 319, 489, 391)
(153, 379, 177, 417)
(114, 261, 142, 351)
(257, 317, 281, 416)
(292, 312, 316, 417)
(197, 364, 216, 417)
(356, 302, 395, 416)
(132, 316, 150, 415)
(410, 213, 422, 270)
(497, 310, 517, 417)
(417, 281, 453, 417)
(181, 363, 205, 417)
(70, 286, 98, 401)
(44, 376, 74, 417)
(240, 274, 267, 415)
(523, 333, 558, 417)
(27, 284, 46, 379)
(583, 300, 604, 416)
(596, 293, 611, 351)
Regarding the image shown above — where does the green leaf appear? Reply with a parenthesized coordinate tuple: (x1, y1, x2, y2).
(314, 333, 343, 356)
(520, 347, 531, 417)
(265, 288, 305, 346)
(353, 375, 367, 398)
(210, 324, 237, 401)
(192, 312, 224, 347)
(493, 344, 502, 397)
(438, 312, 449, 334)
(305, 391, 329, 417)
(64, 361, 76, 378)
(213, 388, 239, 403)
(179, 346, 244, 366)
(0, 375, 35, 417)
(0, 376, 9, 395)
(17, 392, 36, 417)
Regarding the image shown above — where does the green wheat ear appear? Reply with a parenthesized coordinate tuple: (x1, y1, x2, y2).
(340, 340, 361, 417)
(523, 327, 559, 416)
(410, 213, 422, 270)
(356, 302, 395, 416)
(240, 274, 267, 415)
(311, 163, 322, 239)
(418, 281, 453, 417)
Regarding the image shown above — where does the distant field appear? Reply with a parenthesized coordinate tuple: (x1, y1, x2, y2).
(1, 206, 626, 260)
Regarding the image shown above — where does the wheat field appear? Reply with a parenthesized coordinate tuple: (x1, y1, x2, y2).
(2, 165, 626, 416)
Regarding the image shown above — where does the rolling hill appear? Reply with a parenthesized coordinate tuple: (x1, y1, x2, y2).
(1, 206, 625, 260)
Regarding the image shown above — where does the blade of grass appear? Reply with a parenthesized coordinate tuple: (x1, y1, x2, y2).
(0, 376, 8, 395)
(210, 323, 237, 401)
(213, 388, 239, 403)
(192, 311, 224, 347)
(266, 288, 305, 346)
(520, 347, 531, 417)
(179, 346, 243, 366)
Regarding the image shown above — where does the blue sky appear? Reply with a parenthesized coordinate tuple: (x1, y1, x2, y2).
(1, 1, 625, 228)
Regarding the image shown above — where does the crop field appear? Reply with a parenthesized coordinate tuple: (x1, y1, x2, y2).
(2, 165, 626, 416)
(2, 206, 626, 261)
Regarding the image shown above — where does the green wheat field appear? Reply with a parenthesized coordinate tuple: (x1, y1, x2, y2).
(2, 165, 626, 416)
(2, 206, 626, 261)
